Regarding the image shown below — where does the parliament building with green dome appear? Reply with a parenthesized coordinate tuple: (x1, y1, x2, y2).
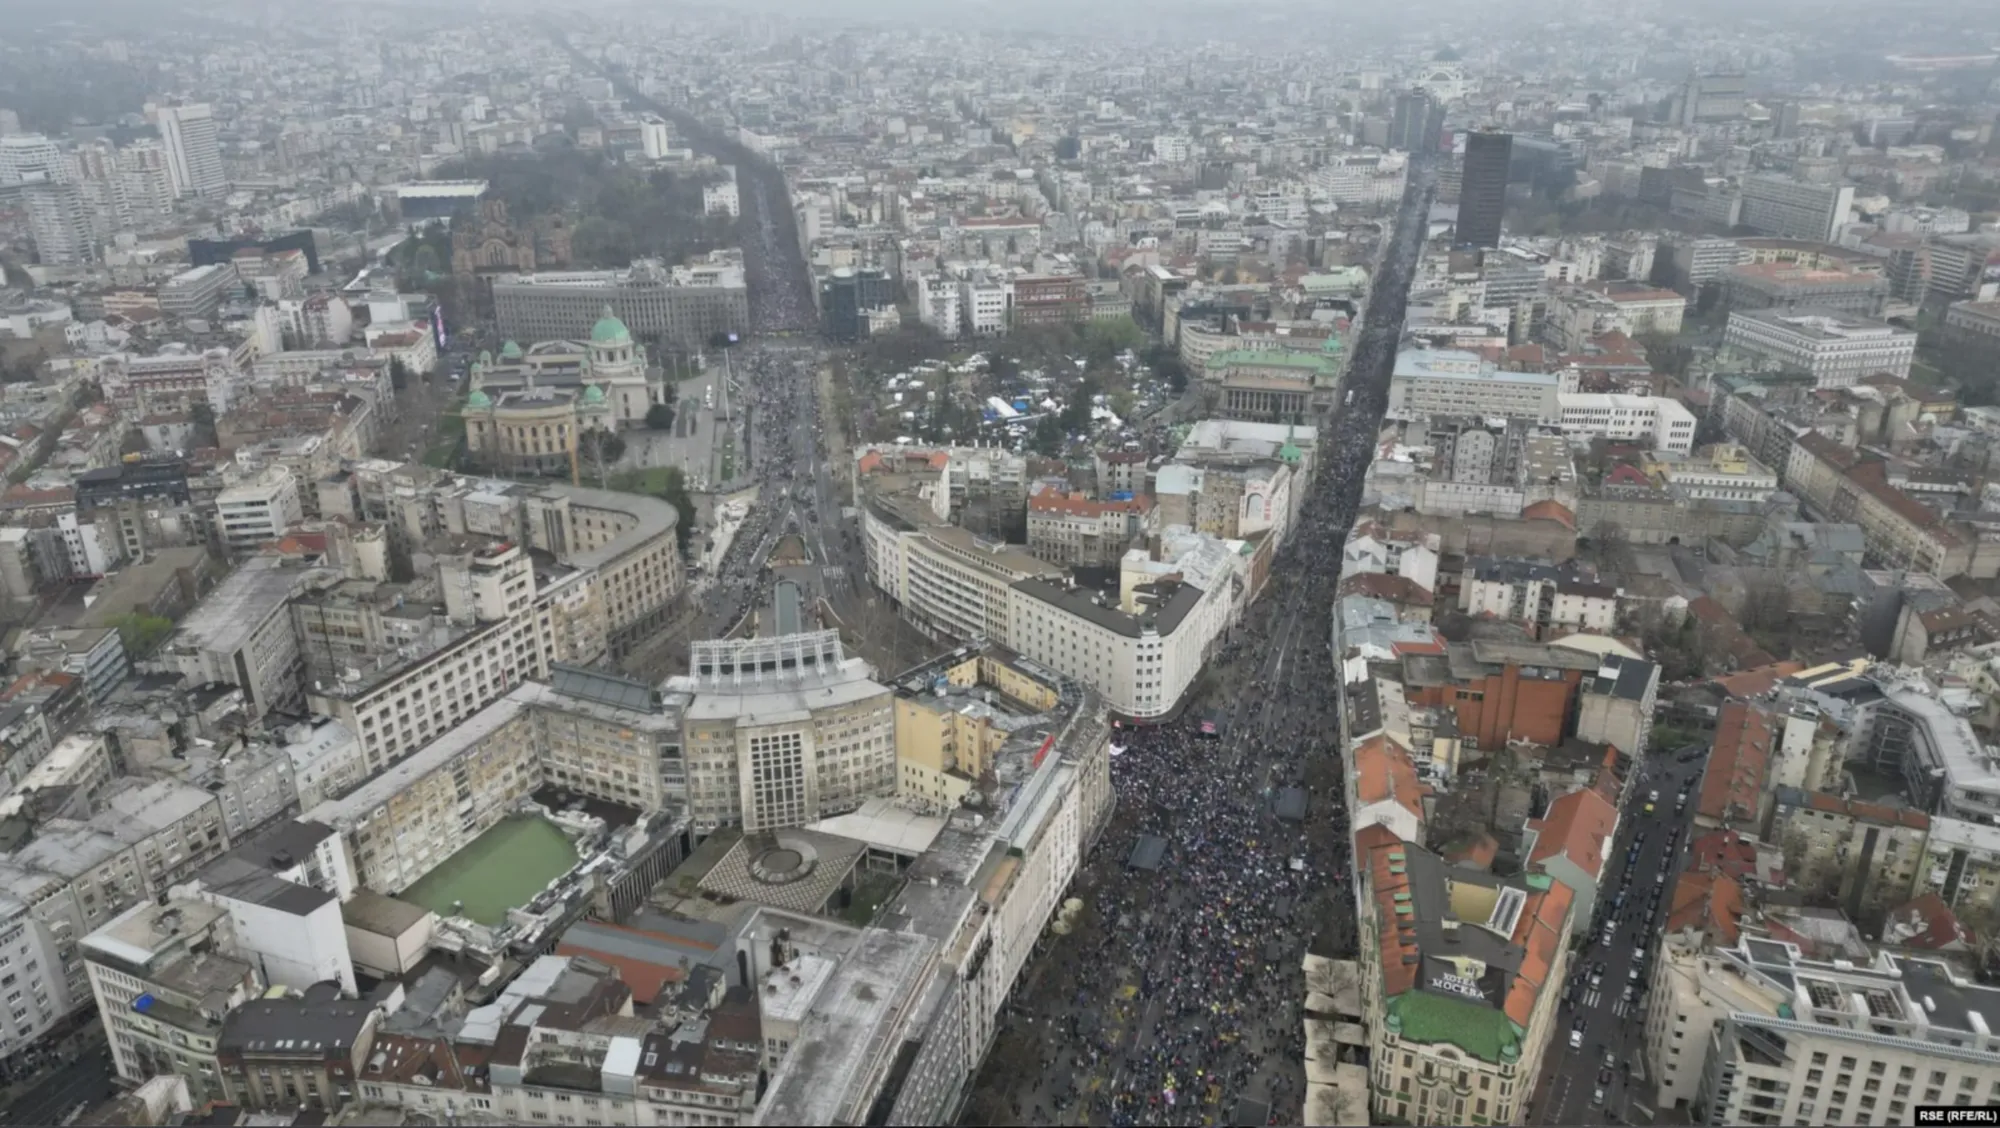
(461, 306, 653, 480)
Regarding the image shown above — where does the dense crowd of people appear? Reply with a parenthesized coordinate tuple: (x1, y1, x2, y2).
(970, 155, 1436, 1128)
(687, 345, 822, 634)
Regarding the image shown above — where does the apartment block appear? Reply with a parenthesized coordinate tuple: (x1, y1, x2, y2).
(516, 666, 685, 813)
(302, 694, 541, 894)
(890, 643, 1064, 816)
(1574, 654, 1661, 759)
(490, 255, 749, 349)
(1026, 492, 1149, 567)
(1768, 787, 1930, 922)
(861, 493, 1061, 643)
(164, 555, 330, 719)
(1739, 174, 1855, 243)
(1915, 816, 2000, 926)
(85, 898, 262, 1103)
(1009, 570, 1234, 722)
(1401, 640, 1601, 753)
(1555, 394, 1697, 454)
(1722, 262, 1888, 317)
(1543, 281, 1686, 352)
(1459, 557, 1617, 638)
(218, 981, 379, 1114)
(1523, 785, 1619, 926)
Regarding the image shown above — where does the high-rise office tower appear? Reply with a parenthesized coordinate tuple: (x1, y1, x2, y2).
(156, 103, 225, 199)
(1457, 130, 1512, 248)
(1388, 90, 1436, 152)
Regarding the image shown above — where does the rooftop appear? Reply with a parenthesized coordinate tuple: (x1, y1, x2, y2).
(1729, 307, 1913, 341)
(1013, 575, 1207, 640)
(752, 927, 937, 1127)
(304, 695, 527, 829)
(169, 556, 332, 661)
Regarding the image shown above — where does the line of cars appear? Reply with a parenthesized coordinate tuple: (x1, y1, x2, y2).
(1563, 783, 1691, 1112)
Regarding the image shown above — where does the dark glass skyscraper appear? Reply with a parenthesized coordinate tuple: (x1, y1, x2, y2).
(1388, 90, 1435, 152)
(1457, 130, 1512, 248)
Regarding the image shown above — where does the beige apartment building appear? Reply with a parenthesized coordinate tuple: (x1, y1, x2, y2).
(1768, 787, 1931, 922)
(1025, 492, 1150, 567)
(303, 695, 542, 894)
(672, 632, 896, 834)
(1649, 935, 2000, 1126)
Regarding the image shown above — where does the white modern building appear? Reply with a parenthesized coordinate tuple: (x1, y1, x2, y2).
(182, 821, 358, 997)
(21, 181, 95, 265)
(214, 468, 304, 553)
(1648, 935, 2000, 1125)
(703, 170, 740, 218)
(84, 898, 261, 1103)
(0, 133, 67, 185)
(1739, 173, 1855, 243)
(1388, 349, 1563, 422)
(1723, 308, 1917, 388)
(1556, 393, 1698, 453)
(1007, 571, 1233, 721)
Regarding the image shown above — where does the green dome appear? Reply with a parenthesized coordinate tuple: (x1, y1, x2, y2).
(590, 305, 632, 345)
(581, 384, 606, 404)
(499, 340, 523, 360)
(477, 349, 492, 368)
(466, 389, 492, 409)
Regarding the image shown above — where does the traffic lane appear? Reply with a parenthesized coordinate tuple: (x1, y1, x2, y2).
(0, 1052, 115, 1126)
(1551, 810, 1689, 1119)
(1589, 791, 1702, 1104)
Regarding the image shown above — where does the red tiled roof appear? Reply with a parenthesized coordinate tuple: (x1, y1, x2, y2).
(1505, 878, 1574, 1029)
(1527, 787, 1618, 881)
(1337, 571, 1435, 606)
(1353, 735, 1430, 821)
(1358, 824, 1416, 997)
(1710, 661, 1809, 700)
(1800, 789, 1930, 830)
(1885, 892, 1971, 950)
(1666, 871, 1745, 945)
(1522, 499, 1576, 529)
(1442, 832, 1498, 869)
(1698, 702, 1774, 826)
(1689, 829, 1783, 885)
(1688, 596, 1778, 670)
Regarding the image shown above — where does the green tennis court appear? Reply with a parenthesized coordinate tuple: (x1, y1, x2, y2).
(400, 816, 578, 925)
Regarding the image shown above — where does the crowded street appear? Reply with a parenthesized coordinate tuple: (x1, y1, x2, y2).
(963, 150, 1439, 1126)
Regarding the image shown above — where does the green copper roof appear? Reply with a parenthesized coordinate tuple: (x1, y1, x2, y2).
(1385, 991, 1524, 1064)
(466, 389, 492, 409)
(1204, 348, 1335, 371)
(590, 306, 631, 344)
(499, 340, 523, 360)
(581, 384, 606, 404)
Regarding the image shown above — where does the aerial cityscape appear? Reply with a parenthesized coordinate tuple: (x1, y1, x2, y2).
(4, 2, 2000, 1126)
